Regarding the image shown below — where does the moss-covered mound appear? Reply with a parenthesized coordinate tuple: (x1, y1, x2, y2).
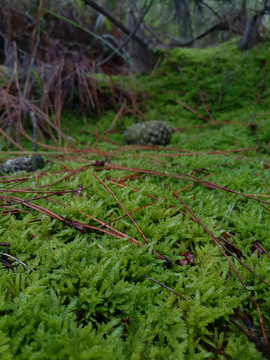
(124, 120, 172, 145)
(0, 155, 45, 176)
(1, 40, 270, 359)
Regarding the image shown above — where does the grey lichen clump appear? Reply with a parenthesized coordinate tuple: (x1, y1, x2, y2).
(0, 155, 45, 176)
(124, 120, 172, 146)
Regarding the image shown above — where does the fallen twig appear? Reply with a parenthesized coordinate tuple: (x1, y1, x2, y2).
(142, 275, 186, 300)
(0, 252, 35, 272)
(92, 173, 150, 244)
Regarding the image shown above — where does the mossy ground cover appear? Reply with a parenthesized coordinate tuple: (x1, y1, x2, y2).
(1, 40, 270, 359)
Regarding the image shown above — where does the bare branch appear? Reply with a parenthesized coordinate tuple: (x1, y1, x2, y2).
(83, 0, 151, 51)
(0, 252, 35, 272)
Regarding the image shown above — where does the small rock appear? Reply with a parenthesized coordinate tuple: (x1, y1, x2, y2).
(0, 155, 45, 176)
(124, 120, 172, 146)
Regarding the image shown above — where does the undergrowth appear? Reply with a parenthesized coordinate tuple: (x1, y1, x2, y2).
(0, 39, 270, 359)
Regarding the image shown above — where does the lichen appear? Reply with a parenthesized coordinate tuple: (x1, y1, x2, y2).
(124, 120, 172, 145)
(0, 155, 45, 176)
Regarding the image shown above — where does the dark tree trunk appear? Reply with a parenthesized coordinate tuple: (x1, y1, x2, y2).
(238, 4, 270, 50)
(174, 0, 193, 42)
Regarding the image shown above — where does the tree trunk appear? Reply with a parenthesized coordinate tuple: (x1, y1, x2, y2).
(238, 5, 269, 50)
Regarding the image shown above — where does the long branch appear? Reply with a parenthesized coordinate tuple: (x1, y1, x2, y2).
(97, 0, 155, 66)
(171, 22, 243, 47)
(83, 0, 151, 50)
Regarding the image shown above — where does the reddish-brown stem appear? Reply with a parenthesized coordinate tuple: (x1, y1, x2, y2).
(142, 275, 186, 300)
(105, 200, 158, 225)
(173, 99, 211, 123)
(255, 173, 270, 193)
(256, 303, 268, 347)
(255, 242, 270, 258)
(106, 99, 126, 132)
(106, 164, 270, 205)
(217, 238, 270, 288)
(180, 199, 256, 304)
(219, 236, 242, 255)
(92, 173, 149, 244)
(78, 212, 167, 260)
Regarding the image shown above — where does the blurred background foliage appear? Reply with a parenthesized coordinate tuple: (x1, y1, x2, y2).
(0, 0, 270, 150)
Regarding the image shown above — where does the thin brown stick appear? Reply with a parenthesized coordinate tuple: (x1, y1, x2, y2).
(219, 236, 241, 254)
(77, 211, 169, 261)
(105, 200, 158, 225)
(0, 126, 26, 151)
(150, 56, 162, 79)
(173, 120, 237, 131)
(180, 199, 256, 304)
(207, 148, 258, 154)
(199, 91, 215, 122)
(79, 213, 141, 246)
(142, 275, 186, 300)
(1, 206, 31, 215)
(255, 242, 270, 258)
(101, 136, 122, 147)
(0, 252, 35, 272)
(254, 173, 270, 193)
(105, 182, 191, 226)
(173, 99, 211, 123)
(256, 302, 268, 346)
(0, 193, 56, 208)
(68, 221, 126, 239)
(92, 173, 149, 244)
(217, 238, 270, 288)
(83, 0, 150, 50)
(247, 194, 270, 198)
(106, 99, 126, 132)
(106, 165, 270, 205)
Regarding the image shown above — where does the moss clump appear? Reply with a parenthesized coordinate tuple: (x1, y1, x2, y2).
(1, 40, 270, 359)
(124, 120, 172, 145)
(0, 155, 44, 176)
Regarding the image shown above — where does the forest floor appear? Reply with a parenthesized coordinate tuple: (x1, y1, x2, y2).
(1, 39, 270, 359)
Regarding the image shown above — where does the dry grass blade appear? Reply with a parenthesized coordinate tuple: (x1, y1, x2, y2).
(0, 87, 75, 151)
(1, 195, 87, 234)
(107, 179, 192, 221)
